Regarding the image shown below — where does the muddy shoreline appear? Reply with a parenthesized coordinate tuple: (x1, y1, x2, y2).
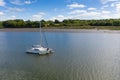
(0, 28, 120, 33)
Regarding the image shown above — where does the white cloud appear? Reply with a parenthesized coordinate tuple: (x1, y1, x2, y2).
(0, 0, 5, 6)
(8, 7, 25, 12)
(11, 15, 16, 19)
(88, 7, 96, 10)
(81, 12, 101, 17)
(10, 0, 23, 5)
(69, 10, 87, 14)
(101, 5, 109, 9)
(67, 3, 86, 9)
(110, 2, 120, 12)
(10, 0, 36, 5)
(101, 0, 118, 4)
(0, 11, 4, 16)
(66, 10, 113, 20)
(24, 0, 31, 4)
(64, 2, 118, 20)
(70, 12, 102, 19)
(49, 2, 120, 20)
(112, 13, 120, 18)
(2, 0, 120, 21)
(115, 2, 120, 12)
(50, 15, 66, 21)
(32, 12, 45, 21)
(111, 3, 115, 7)
(102, 10, 111, 14)
(24, 0, 36, 4)
(50, 11, 104, 20)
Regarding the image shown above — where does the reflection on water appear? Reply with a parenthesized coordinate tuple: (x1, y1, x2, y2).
(0, 32, 120, 80)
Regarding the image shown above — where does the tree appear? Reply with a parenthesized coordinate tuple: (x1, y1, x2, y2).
(54, 19, 60, 24)
(0, 21, 3, 28)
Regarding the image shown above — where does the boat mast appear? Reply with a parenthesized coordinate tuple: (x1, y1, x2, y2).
(40, 21, 42, 46)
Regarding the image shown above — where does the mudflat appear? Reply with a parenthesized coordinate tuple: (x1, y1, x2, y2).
(0, 28, 120, 33)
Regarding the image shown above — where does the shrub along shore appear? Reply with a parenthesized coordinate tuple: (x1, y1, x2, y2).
(1, 19, 120, 30)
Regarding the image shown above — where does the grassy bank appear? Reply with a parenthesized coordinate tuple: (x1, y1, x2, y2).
(43, 26, 120, 30)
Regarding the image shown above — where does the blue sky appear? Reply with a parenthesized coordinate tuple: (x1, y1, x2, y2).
(0, 0, 120, 21)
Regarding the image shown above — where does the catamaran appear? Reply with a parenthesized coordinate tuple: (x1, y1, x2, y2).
(26, 21, 54, 54)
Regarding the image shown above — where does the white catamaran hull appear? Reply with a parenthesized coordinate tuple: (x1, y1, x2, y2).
(26, 45, 53, 54)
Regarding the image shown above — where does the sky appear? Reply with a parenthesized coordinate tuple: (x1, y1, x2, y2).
(0, 0, 120, 21)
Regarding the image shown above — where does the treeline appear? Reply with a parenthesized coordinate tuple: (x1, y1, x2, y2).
(1, 19, 120, 29)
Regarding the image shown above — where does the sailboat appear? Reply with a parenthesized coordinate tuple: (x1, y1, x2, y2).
(26, 21, 54, 54)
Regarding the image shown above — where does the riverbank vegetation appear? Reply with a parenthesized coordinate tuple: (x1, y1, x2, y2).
(1, 19, 120, 30)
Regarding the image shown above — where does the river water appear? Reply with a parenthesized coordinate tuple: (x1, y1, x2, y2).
(0, 32, 120, 80)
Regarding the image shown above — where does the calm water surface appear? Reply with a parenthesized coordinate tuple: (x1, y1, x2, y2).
(0, 32, 120, 80)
